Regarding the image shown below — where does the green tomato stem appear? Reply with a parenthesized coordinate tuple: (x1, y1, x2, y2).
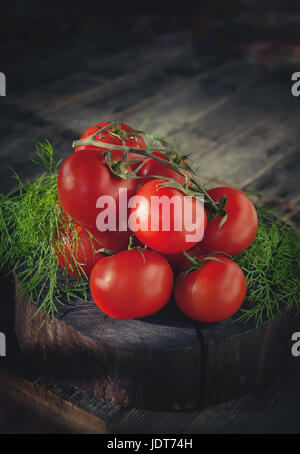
(182, 251, 199, 266)
(72, 132, 220, 213)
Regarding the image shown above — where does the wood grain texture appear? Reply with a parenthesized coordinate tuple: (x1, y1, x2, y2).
(14, 278, 298, 411)
(0, 367, 107, 434)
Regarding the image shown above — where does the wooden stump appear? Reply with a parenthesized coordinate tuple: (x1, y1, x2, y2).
(14, 282, 297, 411)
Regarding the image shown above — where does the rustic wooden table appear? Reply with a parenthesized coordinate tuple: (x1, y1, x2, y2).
(1, 4, 300, 433)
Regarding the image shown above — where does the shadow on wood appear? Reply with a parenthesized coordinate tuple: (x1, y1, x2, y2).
(14, 280, 297, 411)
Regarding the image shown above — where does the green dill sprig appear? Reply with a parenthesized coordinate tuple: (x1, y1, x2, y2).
(0, 141, 89, 326)
(31, 140, 63, 173)
(234, 209, 300, 326)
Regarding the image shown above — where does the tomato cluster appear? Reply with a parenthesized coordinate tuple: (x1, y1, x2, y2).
(56, 121, 257, 323)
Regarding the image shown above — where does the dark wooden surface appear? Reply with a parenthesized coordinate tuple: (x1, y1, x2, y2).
(1, 2, 300, 433)
(1, 277, 300, 434)
(14, 278, 298, 412)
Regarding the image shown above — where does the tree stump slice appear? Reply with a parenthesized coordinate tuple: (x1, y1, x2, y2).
(14, 282, 297, 411)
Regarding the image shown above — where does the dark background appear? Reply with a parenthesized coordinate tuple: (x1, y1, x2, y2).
(1, 0, 300, 434)
(1, 0, 300, 203)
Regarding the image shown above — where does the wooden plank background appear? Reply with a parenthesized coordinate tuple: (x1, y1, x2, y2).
(1, 37, 300, 223)
(1, 2, 300, 434)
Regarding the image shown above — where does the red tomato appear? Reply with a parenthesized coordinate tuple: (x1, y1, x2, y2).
(90, 228, 132, 253)
(129, 179, 207, 254)
(200, 187, 258, 256)
(164, 241, 205, 275)
(137, 151, 192, 187)
(56, 218, 131, 278)
(55, 223, 104, 278)
(175, 253, 247, 322)
(57, 149, 137, 229)
(75, 121, 146, 166)
(90, 249, 174, 319)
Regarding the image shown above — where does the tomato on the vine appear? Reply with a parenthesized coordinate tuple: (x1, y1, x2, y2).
(57, 149, 137, 229)
(137, 151, 191, 187)
(164, 241, 205, 275)
(75, 121, 146, 165)
(91, 228, 132, 253)
(129, 179, 207, 254)
(201, 187, 258, 256)
(55, 220, 131, 278)
(174, 253, 246, 322)
(90, 249, 174, 319)
(55, 223, 104, 278)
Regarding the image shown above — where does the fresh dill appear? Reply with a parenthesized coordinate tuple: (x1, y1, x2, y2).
(0, 141, 89, 326)
(234, 209, 300, 326)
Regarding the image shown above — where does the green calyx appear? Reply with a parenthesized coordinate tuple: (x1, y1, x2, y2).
(95, 248, 116, 256)
(127, 234, 147, 264)
(178, 251, 229, 292)
(103, 150, 140, 180)
(207, 195, 228, 229)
